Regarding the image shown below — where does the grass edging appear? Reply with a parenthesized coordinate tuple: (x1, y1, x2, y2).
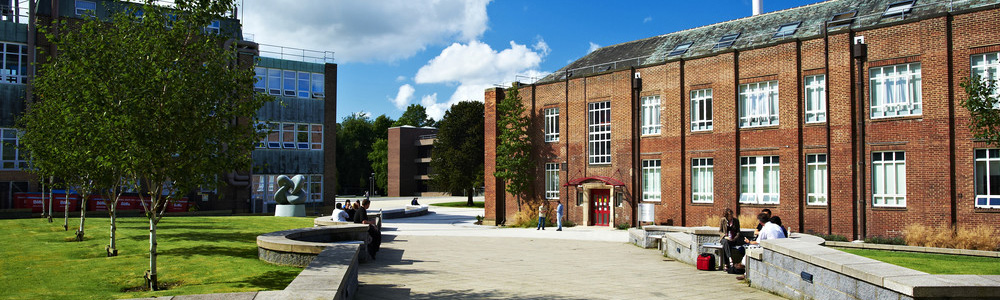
(825, 240, 1000, 258)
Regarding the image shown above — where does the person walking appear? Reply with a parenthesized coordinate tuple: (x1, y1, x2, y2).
(536, 202, 546, 230)
(556, 201, 564, 231)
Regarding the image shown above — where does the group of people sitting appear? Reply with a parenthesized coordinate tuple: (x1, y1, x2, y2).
(330, 199, 382, 259)
(718, 208, 787, 280)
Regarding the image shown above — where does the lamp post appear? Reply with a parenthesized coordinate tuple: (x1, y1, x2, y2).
(368, 172, 375, 201)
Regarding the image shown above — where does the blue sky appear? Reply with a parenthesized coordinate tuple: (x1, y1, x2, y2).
(242, 0, 819, 121)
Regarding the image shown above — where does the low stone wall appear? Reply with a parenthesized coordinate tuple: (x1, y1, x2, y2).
(257, 224, 371, 266)
(637, 225, 753, 266)
(825, 241, 1000, 258)
(379, 205, 429, 219)
(748, 236, 1000, 300)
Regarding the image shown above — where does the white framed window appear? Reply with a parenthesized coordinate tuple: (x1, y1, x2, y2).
(974, 149, 1000, 209)
(308, 175, 323, 202)
(805, 75, 827, 123)
(255, 121, 267, 148)
(692, 158, 714, 203)
(642, 160, 661, 202)
(267, 69, 281, 95)
(296, 124, 310, 149)
(283, 70, 297, 97)
(971, 52, 1000, 107)
(872, 151, 906, 207)
(253, 67, 266, 92)
(266, 122, 281, 148)
(740, 156, 780, 204)
(545, 163, 560, 199)
(0, 128, 26, 170)
(806, 154, 828, 205)
(297, 72, 311, 99)
(280, 123, 295, 149)
(311, 73, 325, 98)
(870, 63, 922, 118)
(205, 20, 221, 35)
(641, 96, 661, 135)
(588, 101, 611, 164)
(310, 124, 323, 150)
(544, 108, 559, 142)
(75, 0, 96, 16)
(691, 89, 713, 131)
(0, 42, 28, 84)
(739, 81, 779, 127)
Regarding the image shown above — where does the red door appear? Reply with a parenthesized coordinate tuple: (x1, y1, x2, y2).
(591, 189, 611, 226)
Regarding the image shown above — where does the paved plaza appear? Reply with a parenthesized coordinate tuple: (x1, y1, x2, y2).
(353, 198, 782, 299)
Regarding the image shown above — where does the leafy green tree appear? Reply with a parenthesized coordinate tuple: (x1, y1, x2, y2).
(431, 101, 484, 206)
(393, 104, 436, 127)
(26, 0, 268, 289)
(368, 138, 389, 193)
(372, 114, 395, 140)
(494, 85, 534, 211)
(337, 112, 375, 194)
(961, 74, 1000, 146)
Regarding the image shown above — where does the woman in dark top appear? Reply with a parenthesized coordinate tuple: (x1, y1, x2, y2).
(718, 208, 745, 270)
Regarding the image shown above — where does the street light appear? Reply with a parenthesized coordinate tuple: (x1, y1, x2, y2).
(368, 172, 375, 200)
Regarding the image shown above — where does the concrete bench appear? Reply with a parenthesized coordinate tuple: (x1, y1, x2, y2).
(258, 224, 373, 265)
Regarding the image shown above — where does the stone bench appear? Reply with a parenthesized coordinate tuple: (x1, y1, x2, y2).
(258, 224, 373, 265)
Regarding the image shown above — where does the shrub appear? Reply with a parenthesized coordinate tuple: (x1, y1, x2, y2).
(616, 223, 630, 230)
(904, 224, 1000, 251)
(703, 213, 758, 230)
(814, 233, 849, 242)
(864, 235, 906, 245)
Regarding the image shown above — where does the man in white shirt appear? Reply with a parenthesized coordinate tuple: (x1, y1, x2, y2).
(738, 213, 786, 280)
(332, 203, 350, 222)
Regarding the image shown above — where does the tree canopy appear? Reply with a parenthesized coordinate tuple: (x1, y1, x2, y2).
(393, 104, 436, 127)
(337, 113, 375, 194)
(493, 85, 534, 210)
(431, 101, 485, 205)
(961, 74, 1000, 146)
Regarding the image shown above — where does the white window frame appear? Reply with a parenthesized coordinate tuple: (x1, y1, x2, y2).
(870, 63, 922, 118)
(691, 89, 713, 131)
(281, 123, 296, 149)
(641, 96, 661, 135)
(311, 73, 325, 98)
(692, 158, 714, 203)
(266, 122, 281, 149)
(740, 156, 780, 204)
(205, 20, 221, 35)
(308, 175, 323, 202)
(971, 52, 1000, 108)
(806, 154, 828, 206)
(297, 72, 311, 99)
(253, 67, 266, 92)
(296, 123, 310, 149)
(642, 160, 661, 202)
(872, 151, 906, 207)
(0, 128, 26, 170)
(739, 81, 779, 128)
(283, 70, 297, 97)
(544, 108, 559, 142)
(267, 68, 282, 96)
(75, 0, 96, 16)
(0, 42, 27, 84)
(974, 149, 1000, 209)
(588, 101, 611, 165)
(804, 75, 827, 123)
(545, 163, 560, 199)
(310, 124, 323, 150)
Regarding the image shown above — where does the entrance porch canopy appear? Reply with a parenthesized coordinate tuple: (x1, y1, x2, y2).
(563, 176, 626, 187)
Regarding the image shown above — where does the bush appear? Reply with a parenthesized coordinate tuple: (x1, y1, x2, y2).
(814, 233, 849, 242)
(865, 235, 906, 245)
(904, 224, 1000, 251)
(616, 223, 630, 230)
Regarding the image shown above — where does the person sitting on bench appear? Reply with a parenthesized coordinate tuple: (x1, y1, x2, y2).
(411, 198, 419, 205)
(718, 208, 745, 271)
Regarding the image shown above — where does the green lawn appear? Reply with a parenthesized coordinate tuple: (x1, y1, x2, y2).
(838, 248, 1000, 275)
(0, 215, 314, 299)
(430, 201, 485, 208)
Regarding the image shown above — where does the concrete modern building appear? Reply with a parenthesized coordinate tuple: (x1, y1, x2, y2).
(485, 0, 1000, 239)
(0, 0, 336, 213)
(387, 126, 446, 197)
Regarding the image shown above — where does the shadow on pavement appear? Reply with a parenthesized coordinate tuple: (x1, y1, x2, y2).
(356, 286, 588, 300)
(381, 212, 477, 225)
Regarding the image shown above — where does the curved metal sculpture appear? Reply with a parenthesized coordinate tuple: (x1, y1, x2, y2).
(274, 175, 307, 217)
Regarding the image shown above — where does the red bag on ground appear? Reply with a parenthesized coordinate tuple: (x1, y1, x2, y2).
(696, 253, 715, 271)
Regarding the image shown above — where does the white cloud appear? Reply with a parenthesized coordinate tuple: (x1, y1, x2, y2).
(395, 75, 407, 82)
(411, 40, 549, 119)
(391, 84, 415, 110)
(588, 42, 601, 53)
(242, 0, 491, 63)
(643, 16, 653, 23)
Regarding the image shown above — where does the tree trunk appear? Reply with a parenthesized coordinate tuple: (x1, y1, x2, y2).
(40, 181, 46, 220)
(63, 192, 69, 231)
(107, 204, 118, 257)
(147, 218, 158, 290)
(75, 193, 88, 241)
(47, 177, 53, 223)
(467, 188, 474, 206)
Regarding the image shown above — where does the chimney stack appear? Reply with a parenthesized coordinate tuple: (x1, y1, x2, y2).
(753, 0, 763, 15)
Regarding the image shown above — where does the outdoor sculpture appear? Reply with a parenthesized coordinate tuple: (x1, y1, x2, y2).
(274, 175, 307, 217)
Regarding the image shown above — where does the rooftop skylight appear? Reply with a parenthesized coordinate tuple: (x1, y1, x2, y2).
(773, 22, 801, 38)
(668, 42, 693, 57)
(883, 0, 915, 18)
(828, 10, 857, 28)
(714, 32, 741, 49)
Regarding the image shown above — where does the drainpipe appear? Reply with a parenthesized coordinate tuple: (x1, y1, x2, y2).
(824, 21, 833, 235)
(946, 13, 957, 229)
(631, 67, 641, 227)
(565, 72, 571, 223)
(852, 35, 868, 241)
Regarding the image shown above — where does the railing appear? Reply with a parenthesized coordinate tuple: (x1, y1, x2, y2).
(417, 134, 437, 140)
(257, 43, 334, 64)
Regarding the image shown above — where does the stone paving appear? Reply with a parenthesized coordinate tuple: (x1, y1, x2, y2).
(354, 198, 783, 300)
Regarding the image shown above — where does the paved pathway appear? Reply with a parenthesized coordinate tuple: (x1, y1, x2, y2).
(355, 199, 782, 299)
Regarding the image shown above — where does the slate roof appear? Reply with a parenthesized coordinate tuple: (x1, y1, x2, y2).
(538, 0, 1000, 83)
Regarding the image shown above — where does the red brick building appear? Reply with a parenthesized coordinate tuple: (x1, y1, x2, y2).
(484, 0, 1000, 239)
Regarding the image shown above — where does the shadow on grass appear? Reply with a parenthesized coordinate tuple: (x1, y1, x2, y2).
(159, 244, 257, 259)
(125, 230, 260, 243)
(242, 270, 300, 290)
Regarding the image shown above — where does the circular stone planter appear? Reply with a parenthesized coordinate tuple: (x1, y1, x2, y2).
(257, 224, 370, 267)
